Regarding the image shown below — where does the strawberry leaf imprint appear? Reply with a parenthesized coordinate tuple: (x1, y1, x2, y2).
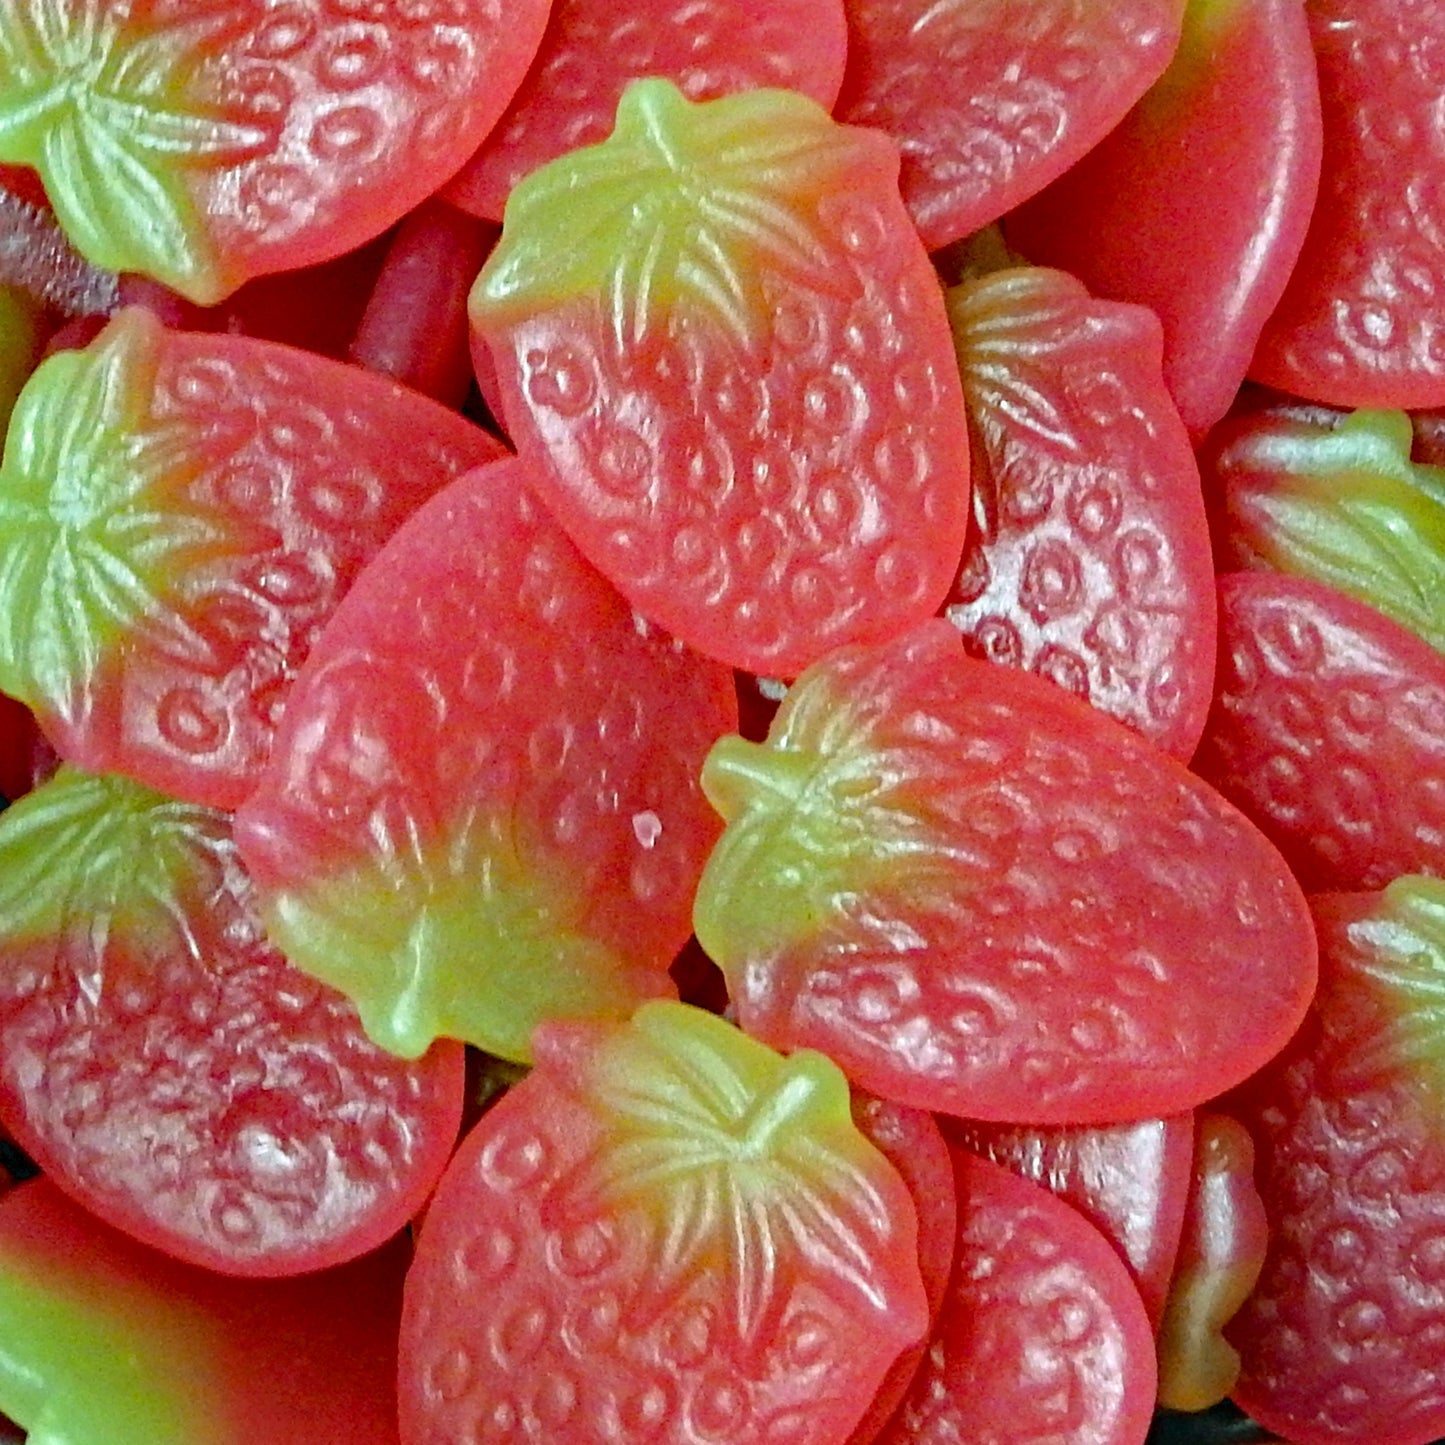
(0, 1, 266, 297)
(555, 1002, 917, 1349)
(0, 309, 237, 723)
(472, 78, 877, 353)
(0, 766, 227, 965)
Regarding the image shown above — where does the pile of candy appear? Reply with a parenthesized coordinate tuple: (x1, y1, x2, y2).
(0, 0, 1441, 1442)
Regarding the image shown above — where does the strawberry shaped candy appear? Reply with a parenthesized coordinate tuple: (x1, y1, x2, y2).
(941, 265, 1217, 760)
(470, 78, 972, 678)
(0, 1178, 408, 1443)
(944, 1111, 1196, 1329)
(0, 0, 552, 303)
(694, 621, 1318, 1124)
(399, 1001, 929, 1445)
(875, 1148, 1156, 1445)
(1250, 0, 1445, 407)
(0, 765, 464, 1275)
(447, 0, 851, 220)
(1227, 878, 1445, 1445)
(1195, 406, 1445, 888)
(1007, 0, 1323, 438)
(833, 0, 1186, 250)
(235, 457, 737, 1062)
(0, 307, 504, 810)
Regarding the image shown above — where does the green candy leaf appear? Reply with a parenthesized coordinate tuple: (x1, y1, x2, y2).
(472, 78, 874, 353)
(0, 2, 264, 299)
(1221, 408, 1445, 655)
(0, 309, 238, 723)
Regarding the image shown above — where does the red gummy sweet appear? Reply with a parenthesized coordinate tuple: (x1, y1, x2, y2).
(0, 1177, 409, 1444)
(470, 79, 972, 678)
(1193, 571, 1445, 892)
(0, 766, 464, 1276)
(447, 0, 851, 221)
(876, 1148, 1156, 1445)
(848, 1095, 957, 1445)
(695, 621, 1319, 1125)
(1227, 878, 1445, 1445)
(0, 307, 505, 811)
(1007, 0, 1323, 438)
(1249, 0, 1445, 408)
(0, 0, 552, 304)
(834, 0, 1186, 250)
(941, 265, 1217, 760)
(399, 1003, 930, 1445)
(944, 1111, 1196, 1330)
(236, 457, 738, 1064)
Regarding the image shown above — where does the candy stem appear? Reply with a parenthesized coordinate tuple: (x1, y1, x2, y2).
(0, 191, 119, 318)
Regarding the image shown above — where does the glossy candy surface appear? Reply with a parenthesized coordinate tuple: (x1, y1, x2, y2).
(1007, 0, 1322, 438)
(835, 0, 1186, 249)
(1250, 0, 1445, 407)
(399, 1001, 929, 1445)
(236, 457, 737, 1062)
(695, 621, 1318, 1124)
(942, 265, 1217, 759)
(1194, 570, 1445, 892)
(0, 0, 552, 303)
(0, 1178, 408, 1443)
(447, 0, 850, 220)
(470, 78, 972, 678)
(1156, 1114, 1269, 1413)
(0, 307, 504, 810)
(1227, 878, 1445, 1445)
(877, 1148, 1156, 1445)
(0, 766, 464, 1275)
(945, 1111, 1196, 1329)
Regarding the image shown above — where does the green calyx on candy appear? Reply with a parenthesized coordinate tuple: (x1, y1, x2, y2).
(472, 77, 884, 351)
(695, 620, 1318, 1125)
(1214, 406, 1445, 654)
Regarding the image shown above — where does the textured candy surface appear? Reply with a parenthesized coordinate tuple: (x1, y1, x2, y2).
(877, 1148, 1155, 1445)
(0, 1178, 407, 1444)
(0, 0, 551, 302)
(236, 457, 737, 1062)
(448, 0, 850, 219)
(0, 766, 464, 1275)
(399, 1002, 928, 1445)
(0, 307, 502, 810)
(695, 622, 1318, 1123)
(1007, 0, 1323, 436)
(942, 266, 1216, 759)
(834, 0, 1186, 249)
(1249, 0, 1445, 407)
(1207, 406, 1445, 656)
(472, 79, 971, 677)
(1228, 878, 1445, 1445)
(945, 1111, 1195, 1329)
(1194, 570, 1445, 892)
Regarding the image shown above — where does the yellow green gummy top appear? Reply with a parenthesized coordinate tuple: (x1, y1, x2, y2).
(0, 765, 225, 955)
(0, 1235, 221, 1444)
(0, 2, 265, 301)
(562, 1001, 919, 1344)
(1342, 875, 1445, 1100)
(0, 308, 235, 726)
(264, 815, 649, 1063)
(471, 77, 872, 352)
(1230, 409, 1445, 655)
(693, 667, 958, 981)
